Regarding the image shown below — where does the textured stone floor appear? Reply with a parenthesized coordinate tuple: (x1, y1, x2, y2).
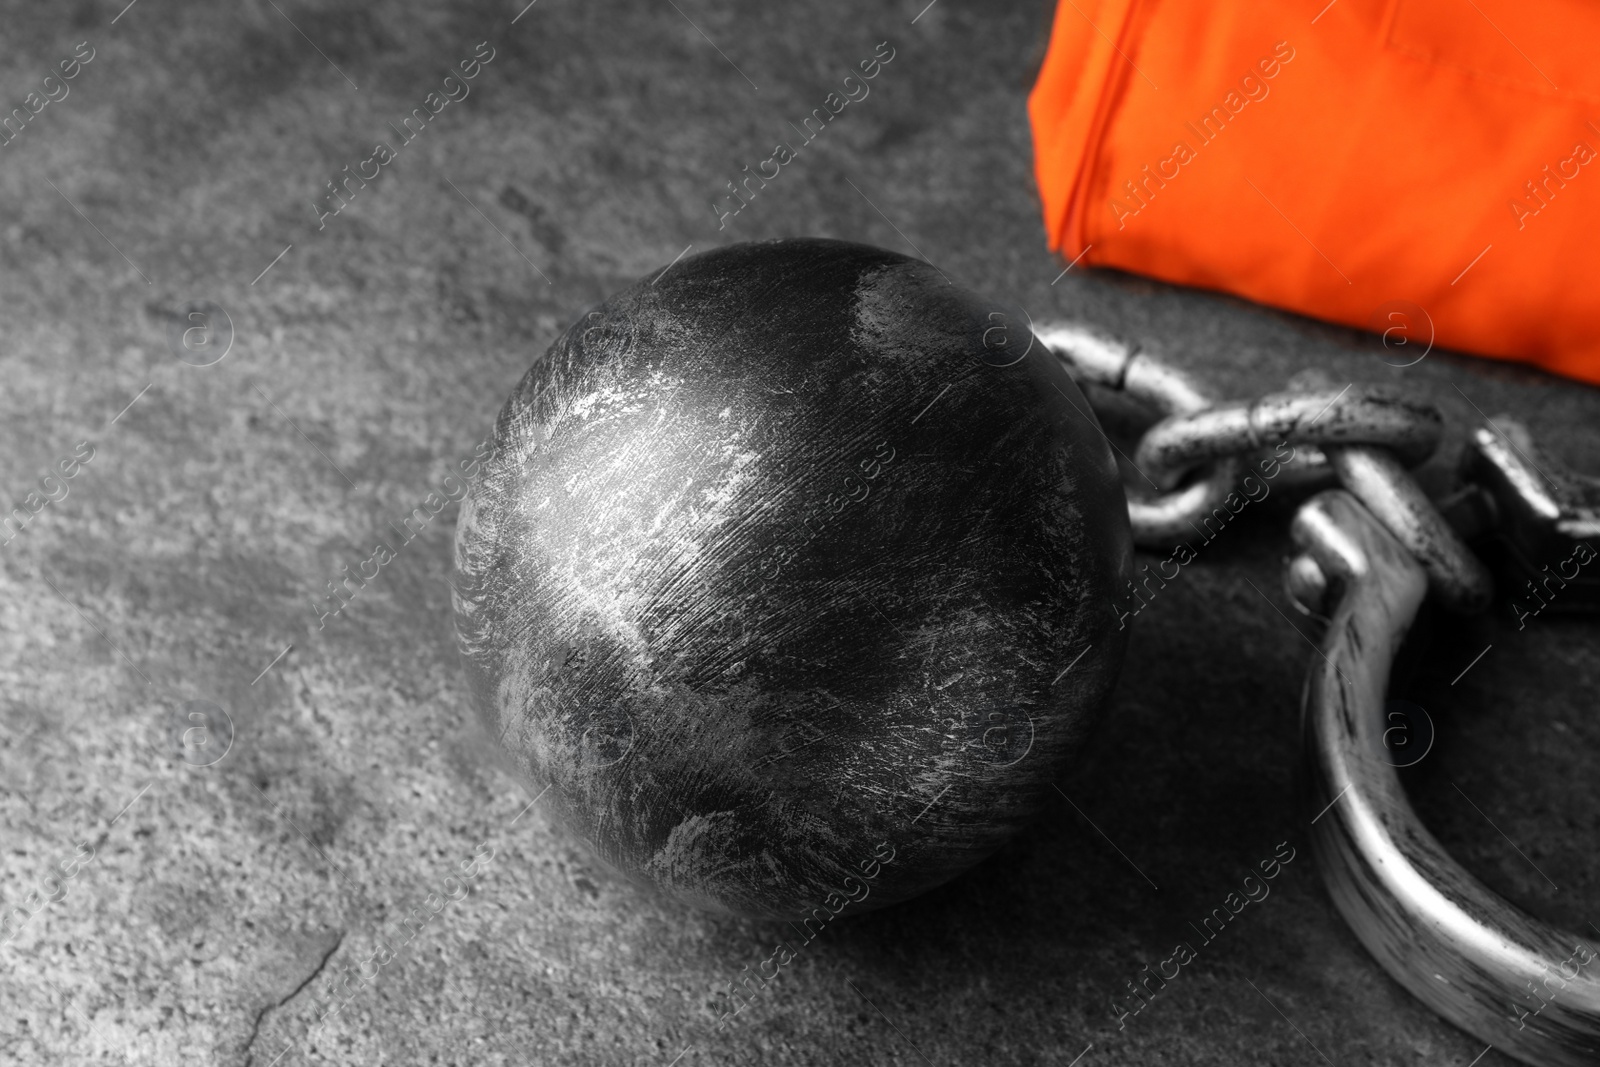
(1, 1, 1597, 1065)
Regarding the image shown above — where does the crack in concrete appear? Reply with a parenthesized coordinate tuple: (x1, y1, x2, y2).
(241, 930, 345, 1067)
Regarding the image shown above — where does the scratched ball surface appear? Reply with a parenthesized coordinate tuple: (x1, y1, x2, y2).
(453, 239, 1132, 919)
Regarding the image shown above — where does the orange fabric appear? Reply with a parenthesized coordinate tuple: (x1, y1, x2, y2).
(1028, 0, 1600, 386)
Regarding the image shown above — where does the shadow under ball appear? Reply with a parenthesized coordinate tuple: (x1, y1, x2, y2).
(453, 238, 1132, 920)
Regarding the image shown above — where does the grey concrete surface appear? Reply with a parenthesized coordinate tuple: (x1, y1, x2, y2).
(0, 1, 1596, 1064)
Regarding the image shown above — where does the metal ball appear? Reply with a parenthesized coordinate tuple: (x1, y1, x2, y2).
(453, 238, 1132, 919)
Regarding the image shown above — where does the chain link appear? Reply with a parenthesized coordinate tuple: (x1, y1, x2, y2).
(1036, 323, 1243, 549)
(1132, 387, 1443, 488)
(1039, 322, 1494, 613)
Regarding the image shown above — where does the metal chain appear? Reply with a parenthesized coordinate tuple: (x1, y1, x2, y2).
(1041, 319, 1600, 1066)
(1035, 322, 1493, 613)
